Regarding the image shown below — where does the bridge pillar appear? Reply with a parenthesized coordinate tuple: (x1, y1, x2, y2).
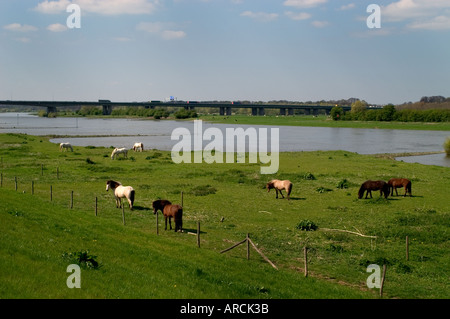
(220, 107, 225, 116)
(46, 106, 57, 114)
(258, 107, 265, 116)
(102, 105, 112, 115)
(279, 108, 286, 116)
(313, 108, 319, 116)
(251, 107, 258, 116)
(226, 107, 232, 116)
(288, 108, 294, 116)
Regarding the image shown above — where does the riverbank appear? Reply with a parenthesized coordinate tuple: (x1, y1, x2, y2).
(199, 115, 450, 131)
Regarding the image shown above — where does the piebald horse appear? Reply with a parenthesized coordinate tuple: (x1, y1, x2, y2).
(106, 180, 135, 210)
(132, 142, 144, 152)
(59, 142, 73, 152)
(152, 199, 183, 232)
(111, 147, 128, 159)
(266, 179, 293, 200)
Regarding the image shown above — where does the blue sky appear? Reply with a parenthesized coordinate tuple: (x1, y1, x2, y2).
(1, 0, 449, 104)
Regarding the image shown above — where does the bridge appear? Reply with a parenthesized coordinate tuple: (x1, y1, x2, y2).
(0, 100, 351, 116)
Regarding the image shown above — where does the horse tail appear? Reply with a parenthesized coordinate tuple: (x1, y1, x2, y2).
(287, 182, 293, 196)
(130, 189, 135, 208)
(406, 180, 412, 196)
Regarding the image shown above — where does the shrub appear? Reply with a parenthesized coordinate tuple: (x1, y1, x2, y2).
(62, 250, 101, 269)
(336, 179, 349, 189)
(444, 137, 450, 156)
(330, 106, 343, 121)
(296, 220, 318, 231)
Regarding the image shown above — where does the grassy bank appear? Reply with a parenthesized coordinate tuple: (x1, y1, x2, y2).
(0, 133, 449, 298)
(199, 115, 450, 131)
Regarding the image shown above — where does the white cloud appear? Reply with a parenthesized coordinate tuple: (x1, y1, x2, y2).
(162, 30, 186, 40)
(240, 11, 279, 22)
(383, 0, 450, 22)
(3, 23, 38, 32)
(311, 20, 329, 28)
(338, 3, 355, 11)
(407, 15, 450, 30)
(285, 11, 311, 21)
(47, 23, 68, 32)
(283, 0, 327, 9)
(35, 0, 71, 14)
(136, 22, 186, 40)
(35, 0, 159, 15)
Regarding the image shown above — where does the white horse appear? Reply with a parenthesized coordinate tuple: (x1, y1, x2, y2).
(59, 142, 73, 152)
(132, 142, 144, 152)
(111, 147, 128, 159)
(106, 180, 135, 210)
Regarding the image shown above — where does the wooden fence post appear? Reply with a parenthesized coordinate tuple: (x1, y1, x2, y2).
(15, 176, 17, 191)
(181, 191, 184, 207)
(406, 236, 409, 261)
(95, 197, 98, 216)
(197, 221, 201, 248)
(50, 185, 52, 201)
(70, 191, 73, 209)
(304, 246, 308, 277)
(246, 233, 250, 260)
(32, 181, 34, 195)
(380, 264, 387, 297)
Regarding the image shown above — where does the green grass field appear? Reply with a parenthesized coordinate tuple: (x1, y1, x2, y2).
(0, 133, 449, 299)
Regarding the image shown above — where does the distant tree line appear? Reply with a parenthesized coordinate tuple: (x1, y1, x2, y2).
(331, 102, 450, 122)
(74, 105, 197, 119)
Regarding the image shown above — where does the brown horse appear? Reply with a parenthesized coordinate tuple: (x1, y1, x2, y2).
(152, 199, 183, 232)
(266, 179, 293, 200)
(388, 178, 412, 197)
(358, 180, 390, 199)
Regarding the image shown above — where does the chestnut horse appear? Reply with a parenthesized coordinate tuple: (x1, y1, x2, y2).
(106, 180, 135, 210)
(358, 180, 389, 199)
(388, 178, 412, 197)
(266, 179, 293, 200)
(152, 199, 183, 232)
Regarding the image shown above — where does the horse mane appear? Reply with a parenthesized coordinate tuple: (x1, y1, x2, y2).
(107, 180, 121, 188)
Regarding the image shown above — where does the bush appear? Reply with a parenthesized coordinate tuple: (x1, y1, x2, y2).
(444, 137, 450, 156)
(62, 250, 101, 269)
(296, 220, 318, 231)
(330, 106, 343, 121)
(336, 179, 349, 189)
(174, 109, 198, 119)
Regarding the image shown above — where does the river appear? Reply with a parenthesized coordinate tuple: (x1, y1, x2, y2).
(1, 112, 449, 167)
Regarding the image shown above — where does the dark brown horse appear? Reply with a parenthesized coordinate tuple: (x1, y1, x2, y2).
(358, 180, 390, 199)
(388, 178, 412, 197)
(266, 179, 293, 200)
(152, 199, 183, 232)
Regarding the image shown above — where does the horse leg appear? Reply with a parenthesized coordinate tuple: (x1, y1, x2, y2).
(279, 189, 285, 199)
(275, 189, 279, 199)
(169, 217, 172, 230)
(164, 216, 168, 230)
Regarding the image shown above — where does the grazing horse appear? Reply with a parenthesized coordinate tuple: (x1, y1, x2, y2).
(266, 179, 293, 200)
(388, 178, 412, 197)
(132, 142, 144, 152)
(106, 180, 135, 210)
(111, 147, 128, 159)
(152, 199, 183, 232)
(358, 180, 390, 199)
(59, 142, 73, 152)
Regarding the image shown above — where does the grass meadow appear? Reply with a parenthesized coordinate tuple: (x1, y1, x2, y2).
(0, 133, 449, 299)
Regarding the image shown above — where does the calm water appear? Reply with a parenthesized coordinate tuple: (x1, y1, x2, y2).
(1, 113, 449, 167)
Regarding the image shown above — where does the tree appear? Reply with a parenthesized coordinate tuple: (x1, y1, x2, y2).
(330, 106, 343, 121)
(351, 100, 367, 114)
